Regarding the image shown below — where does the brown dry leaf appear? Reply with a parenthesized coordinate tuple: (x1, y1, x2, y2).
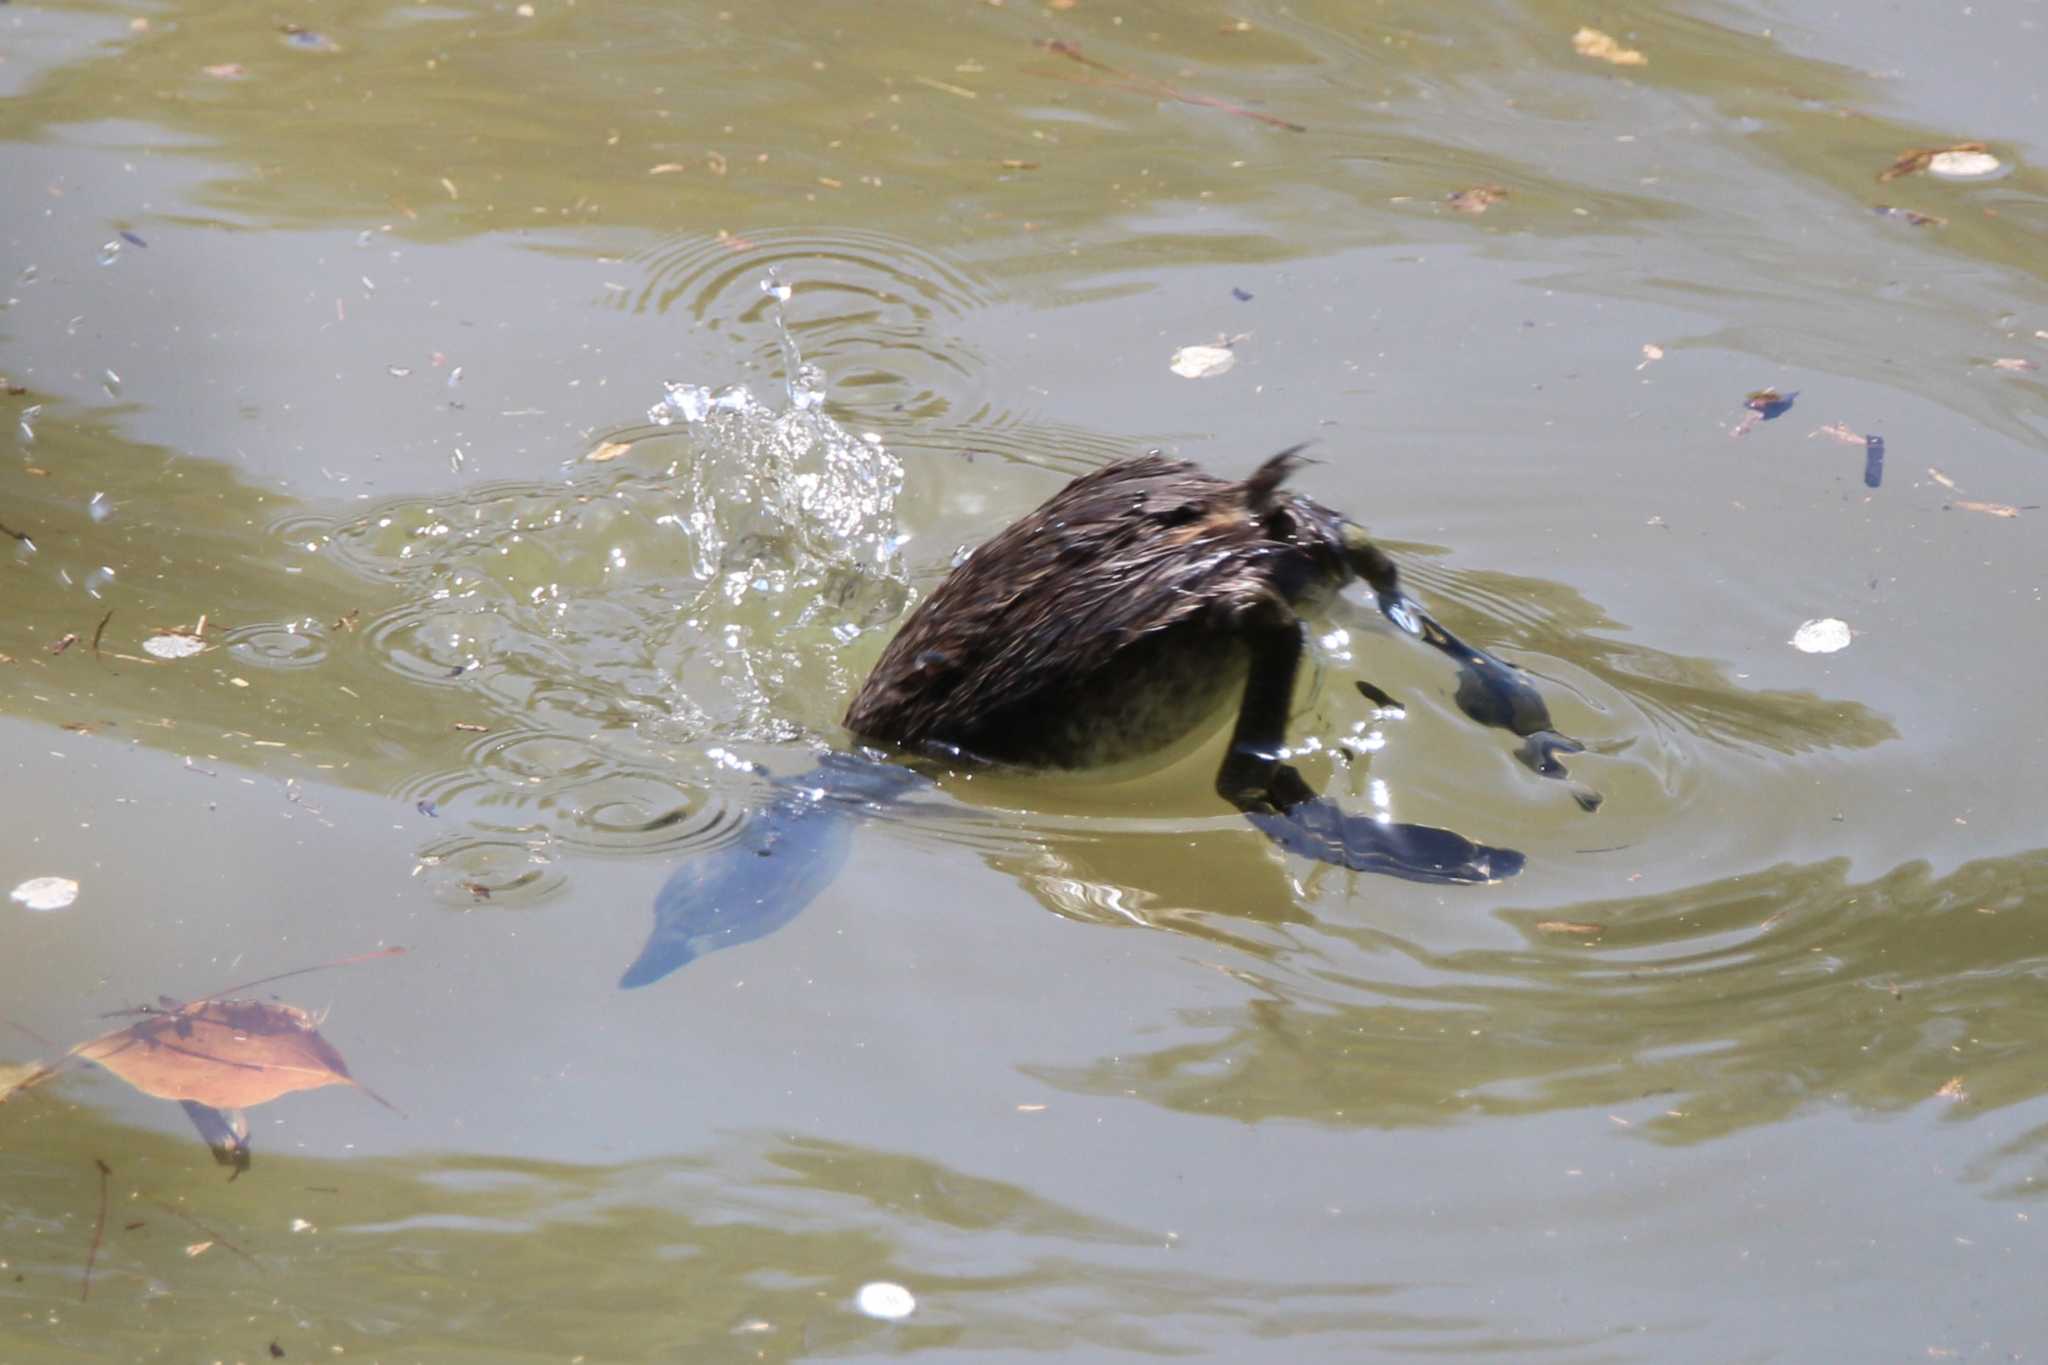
(1928, 467, 1957, 490)
(585, 440, 634, 463)
(72, 999, 384, 1111)
(1573, 27, 1647, 66)
(1990, 357, 2039, 372)
(185, 1241, 214, 1258)
(1877, 141, 1985, 183)
(1935, 1076, 1967, 1101)
(999, 159, 1040, 170)
(1536, 919, 1605, 936)
(1950, 499, 2020, 518)
(1447, 185, 1508, 215)
(1872, 204, 1945, 228)
(647, 163, 687, 175)
(1811, 423, 1865, 445)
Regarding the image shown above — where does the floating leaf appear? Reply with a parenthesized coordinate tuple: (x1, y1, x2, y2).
(1935, 1076, 1968, 1101)
(1791, 618, 1852, 654)
(1169, 344, 1236, 379)
(585, 440, 635, 462)
(1572, 27, 1647, 66)
(1811, 423, 1865, 446)
(71, 998, 386, 1111)
(11, 876, 79, 912)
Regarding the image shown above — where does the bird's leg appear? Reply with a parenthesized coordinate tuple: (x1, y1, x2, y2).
(1341, 523, 1593, 803)
(1216, 617, 1524, 884)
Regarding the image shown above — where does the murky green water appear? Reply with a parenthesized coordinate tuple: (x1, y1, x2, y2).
(4, 0, 2046, 1359)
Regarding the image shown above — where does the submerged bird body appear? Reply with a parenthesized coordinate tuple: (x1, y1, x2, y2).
(844, 453, 1365, 768)
(625, 449, 1582, 988)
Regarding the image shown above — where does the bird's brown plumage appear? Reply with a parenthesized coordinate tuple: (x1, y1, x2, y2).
(844, 452, 1355, 768)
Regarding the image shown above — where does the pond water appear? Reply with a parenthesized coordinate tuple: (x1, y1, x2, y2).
(3, 0, 2045, 1359)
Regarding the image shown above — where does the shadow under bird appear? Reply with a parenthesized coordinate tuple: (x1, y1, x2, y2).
(621, 448, 1587, 988)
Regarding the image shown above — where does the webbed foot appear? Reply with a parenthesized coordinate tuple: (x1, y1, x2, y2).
(1243, 798, 1524, 884)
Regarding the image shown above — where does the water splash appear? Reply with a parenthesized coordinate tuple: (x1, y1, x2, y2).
(314, 276, 911, 871)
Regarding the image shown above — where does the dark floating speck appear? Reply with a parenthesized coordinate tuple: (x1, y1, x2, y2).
(119, 230, 147, 248)
(416, 800, 438, 818)
(1231, 287, 1254, 302)
(1863, 434, 1885, 489)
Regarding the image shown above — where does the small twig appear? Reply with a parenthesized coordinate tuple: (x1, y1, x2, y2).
(0, 521, 33, 549)
(92, 609, 113, 662)
(1038, 39, 1307, 132)
(82, 1159, 111, 1301)
(146, 1196, 257, 1264)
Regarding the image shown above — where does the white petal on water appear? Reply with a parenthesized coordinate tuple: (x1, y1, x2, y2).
(11, 876, 79, 912)
(1791, 618, 1852, 654)
(143, 634, 207, 659)
(1928, 150, 2001, 179)
(1169, 344, 1236, 379)
(855, 1282, 915, 1320)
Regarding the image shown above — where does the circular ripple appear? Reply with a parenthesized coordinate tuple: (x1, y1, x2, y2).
(224, 621, 329, 670)
(416, 832, 567, 909)
(617, 227, 993, 420)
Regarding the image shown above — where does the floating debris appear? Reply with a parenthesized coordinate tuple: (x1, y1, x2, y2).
(855, 1282, 916, 1321)
(585, 439, 634, 462)
(1535, 919, 1604, 936)
(279, 25, 338, 52)
(1730, 388, 1795, 438)
(1036, 38, 1306, 132)
(1949, 499, 2020, 519)
(143, 634, 207, 659)
(1871, 204, 1944, 228)
(1447, 185, 1509, 215)
(1791, 618, 1853, 654)
(1878, 141, 1993, 183)
(1990, 357, 2039, 372)
(1864, 434, 1885, 489)
(1170, 343, 1236, 379)
(11, 876, 79, 912)
(1637, 343, 1664, 370)
(1572, 27, 1647, 66)
(1929, 149, 2001, 179)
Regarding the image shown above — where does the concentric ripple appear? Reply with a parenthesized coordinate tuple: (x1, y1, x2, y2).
(223, 620, 330, 670)
(615, 227, 993, 421)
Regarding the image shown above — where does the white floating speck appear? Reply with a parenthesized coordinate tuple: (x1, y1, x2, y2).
(855, 1281, 915, 1320)
(1928, 150, 2001, 179)
(12, 877, 79, 912)
(143, 634, 207, 659)
(1170, 344, 1236, 379)
(1791, 618, 1852, 654)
